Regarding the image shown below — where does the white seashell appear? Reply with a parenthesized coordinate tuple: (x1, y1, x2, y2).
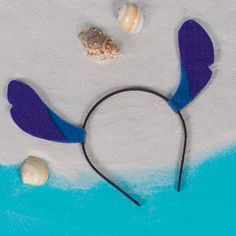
(21, 156, 49, 186)
(118, 3, 144, 33)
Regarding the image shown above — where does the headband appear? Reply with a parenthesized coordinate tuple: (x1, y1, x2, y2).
(7, 19, 214, 206)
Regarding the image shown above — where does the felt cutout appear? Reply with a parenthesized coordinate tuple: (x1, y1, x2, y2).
(7, 80, 85, 143)
(168, 20, 214, 112)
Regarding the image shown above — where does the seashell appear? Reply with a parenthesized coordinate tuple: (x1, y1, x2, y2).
(118, 3, 144, 33)
(78, 27, 120, 60)
(21, 156, 49, 186)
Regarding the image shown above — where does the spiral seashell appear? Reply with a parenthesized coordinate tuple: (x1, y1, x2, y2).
(78, 27, 120, 60)
(21, 156, 49, 186)
(118, 3, 144, 33)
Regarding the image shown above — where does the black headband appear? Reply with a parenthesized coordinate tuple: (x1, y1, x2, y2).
(82, 87, 187, 206)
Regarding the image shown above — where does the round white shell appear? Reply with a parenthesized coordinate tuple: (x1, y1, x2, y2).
(21, 156, 49, 186)
(118, 3, 144, 33)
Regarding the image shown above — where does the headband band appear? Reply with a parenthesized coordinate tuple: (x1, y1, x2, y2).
(82, 87, 187, 206)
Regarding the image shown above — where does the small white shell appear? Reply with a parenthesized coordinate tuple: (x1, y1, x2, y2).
(118, 3, 144, 33)
(21, 156, 49, 186)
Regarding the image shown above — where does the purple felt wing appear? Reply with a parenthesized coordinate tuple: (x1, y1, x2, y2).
(8, 80, 85, 143)
(168, 20, 214, 112)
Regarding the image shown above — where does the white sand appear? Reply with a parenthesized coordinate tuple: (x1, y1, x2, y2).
(0, 0, 236, 189)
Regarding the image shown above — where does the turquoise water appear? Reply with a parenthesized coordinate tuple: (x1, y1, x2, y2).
(0, 146, 236, 236)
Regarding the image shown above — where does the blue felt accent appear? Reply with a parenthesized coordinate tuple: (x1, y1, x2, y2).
(47, 109, 86, 144)
(8, 80, 86, 143)
(8, 80, 67, 142)
(169, 20, 214, 112)
(168, 62, 192, 112)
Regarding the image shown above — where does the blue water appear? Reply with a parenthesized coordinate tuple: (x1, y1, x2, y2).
(0, 146, 236, 236)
